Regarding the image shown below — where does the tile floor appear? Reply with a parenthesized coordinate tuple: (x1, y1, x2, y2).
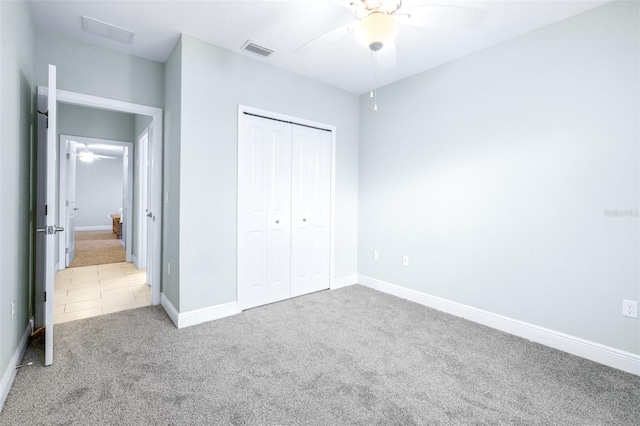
(54, 262, 151, 324)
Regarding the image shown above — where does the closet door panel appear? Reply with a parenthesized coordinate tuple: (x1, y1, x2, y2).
(291, 125, 332, 297)
(238, 116, 291, 310)
(265, 126, 292, 304)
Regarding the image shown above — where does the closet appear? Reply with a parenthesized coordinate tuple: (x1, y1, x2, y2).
(237, 112, 332, 310)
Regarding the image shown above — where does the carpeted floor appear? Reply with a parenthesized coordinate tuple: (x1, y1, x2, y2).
(2, 285, 639, 425)
(69, 230, 125, 268)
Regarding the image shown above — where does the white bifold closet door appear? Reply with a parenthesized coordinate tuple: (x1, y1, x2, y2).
(290, 125, 331, 298)
(238, 114, 331, 310)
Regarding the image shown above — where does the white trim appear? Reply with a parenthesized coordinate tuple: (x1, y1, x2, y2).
(358, 275, 640, 376)
(131, 254, 139, 269)
(236, 105, 337, 310)
(135, 128, 149, 272)
(57, 89, 160, 116)
(160, 293, 179, 327)
(331, 274, 358, 290)
(161, 293, 240, 329)
(74, 225, 112, 231)
(177, 302, 240, 329)
(0, 319, 33, 411)
(56, 89, 163, 307)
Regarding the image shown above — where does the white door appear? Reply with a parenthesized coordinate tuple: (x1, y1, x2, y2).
(290, 125, 332, 297)
(35, 65, 58, 366)
(122, 148, 129, 255)
(137, 129, 149, 271)
(238, 115, 292, 310)
(145, 124, 154, 287)
(65, 141, 77, 266)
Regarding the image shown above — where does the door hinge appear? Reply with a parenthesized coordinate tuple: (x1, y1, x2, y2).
(45, 204, 48, 215)
(65, 248, 69, 254)
(66, 153, 70, 160)
(66, 200, 69, 206)
(44, 292, 47, 302)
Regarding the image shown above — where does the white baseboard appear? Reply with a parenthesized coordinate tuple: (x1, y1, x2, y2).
(358, 275, 640, 376)
(75, 225, 111, 231)
(161, 293, 239, 329)
(131, 255, 139, 269)
(331, 274, 358, 290)
(160, 293, 179, 327)
(0, 319, 33, 412)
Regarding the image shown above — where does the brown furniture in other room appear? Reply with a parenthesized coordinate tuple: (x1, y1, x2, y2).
(110, 213, 122, 239)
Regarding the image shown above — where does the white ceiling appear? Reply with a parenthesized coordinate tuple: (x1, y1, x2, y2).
(28, 0, 611, 95)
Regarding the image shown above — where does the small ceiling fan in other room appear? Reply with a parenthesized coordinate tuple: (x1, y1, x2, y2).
(77, 144, 117, 163)
(295, 0, 488, 70)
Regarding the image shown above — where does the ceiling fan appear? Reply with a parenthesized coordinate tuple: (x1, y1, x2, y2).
(295, 1, 488, 70)
(76, 144, 117, 163)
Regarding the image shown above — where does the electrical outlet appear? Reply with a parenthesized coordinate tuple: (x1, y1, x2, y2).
(622, 299, 638, 318)
(167, 262, 171, 276)
(165, 192, 169, 204)
(11, 300, 16, 320)
(373, 250, 379, 261)
(402, 255, 409, 267)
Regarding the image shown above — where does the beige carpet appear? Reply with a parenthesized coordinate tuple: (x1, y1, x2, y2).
(69, 230, 126, 268)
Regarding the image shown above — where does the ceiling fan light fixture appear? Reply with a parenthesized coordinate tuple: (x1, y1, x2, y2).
(353, 1, 403, 19)
(355, 12, 398, 52)
(79, 151, 94, 163)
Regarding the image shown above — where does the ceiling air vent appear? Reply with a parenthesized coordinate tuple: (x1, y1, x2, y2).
(82, 15, 135, 44)
(241, 40, 274, 58)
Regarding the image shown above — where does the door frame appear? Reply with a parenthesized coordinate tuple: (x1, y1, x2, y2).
(135, 127, 149, 271)
(58, 135, 134, 269)
(236, 105, 337, 310)
(56, 89, 163, 305)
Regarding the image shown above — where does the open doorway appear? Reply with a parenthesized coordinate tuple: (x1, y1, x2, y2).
(56, 132, 147, 323)
(51, 95, 162, 324)
(59, 135, 133, 268)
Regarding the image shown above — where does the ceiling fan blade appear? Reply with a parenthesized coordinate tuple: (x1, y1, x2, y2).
(294, 21, 356, 55)
(375, 41, 396, 71)
(325, 0, 358, 11)
(94, 154, 117, 160)
(402, 5, 488, 29)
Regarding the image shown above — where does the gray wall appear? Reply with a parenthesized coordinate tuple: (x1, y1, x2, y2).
(75, 156, 124, 228)
(58, 104, 135, 142)
(162, 38, 182, 307)
(164, 35, 360, 312)
(36, 33, 164, 108)
(358, 1, 639, 354)
(0, 0, 35, 403)
(134, 114, 153, 138)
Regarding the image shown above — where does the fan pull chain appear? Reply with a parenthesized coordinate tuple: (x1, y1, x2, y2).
(371, 50, 378, 111)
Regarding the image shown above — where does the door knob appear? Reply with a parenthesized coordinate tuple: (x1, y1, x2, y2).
(275, 220, 280, 224)
(302, 218, 307, 222)
(73, 207, 79, 211)
(36, 226, 64, 235)
(147, 212, 153, 218)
